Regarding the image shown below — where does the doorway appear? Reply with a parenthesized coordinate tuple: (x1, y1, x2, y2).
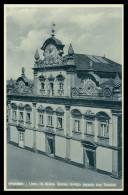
(84, 149, 96, 169)
(46, 135, 55, 157)
(19, 131, 24, 148)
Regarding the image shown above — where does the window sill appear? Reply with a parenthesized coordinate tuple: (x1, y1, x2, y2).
(25, 121, 31, 124)
(56, 127, 64, 131)
(97, 136, 109, 139)
(72, 131, 82, 135)
(18, 120, 24, 122)
(84, 133, 95, 137)
(38, 124, 45, 127)
(46, 125, 54, 128)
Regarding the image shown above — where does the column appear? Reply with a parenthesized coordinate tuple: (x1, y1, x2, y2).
(81, 115, 85, 139)
(34, 70, 38, 95)
(111, 109, 122, 179)
(65, 105, 71, 161)
(32, 102, 37, 152)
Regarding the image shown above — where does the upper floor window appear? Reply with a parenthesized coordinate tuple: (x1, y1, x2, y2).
(75, 120, 80, 132)
(86, 121, 93, 134)
(39, 114, 44, 125)
(47, 115, 53, 127)
(59, 82, 64, 90)
(96, 111, 110, 138)
(12, 110, 17, 120)
(41, 83, 45, 90)
(57, 117, 63, 129)
(19, 111, 23, 121)
(26, 112, 31, 123)
(99, 122, 109, 138)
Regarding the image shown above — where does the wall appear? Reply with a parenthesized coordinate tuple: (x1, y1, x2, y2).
(55, 136, 66, 158)
(24, 129, 33, 148)
(10, 126, 18, 143)
(70, 139, 83, 164)
(96, 146, 112, 173)
(36, 131, 45, 152)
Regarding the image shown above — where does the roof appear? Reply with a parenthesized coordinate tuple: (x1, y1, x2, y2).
(68, 53, 122, 73)
(16, 76, 30, 85)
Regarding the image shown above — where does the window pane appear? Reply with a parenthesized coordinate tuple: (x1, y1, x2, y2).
(48, 116, 52, 126)
(75, 120, 80, 131)
(57, 117, 62, 128)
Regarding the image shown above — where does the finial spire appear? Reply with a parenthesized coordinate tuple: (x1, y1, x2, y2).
(34, 49, 40, 61)
(68, 43, 74, 56)
(51, 22, 56, 37)
(22, 67, 25, 76)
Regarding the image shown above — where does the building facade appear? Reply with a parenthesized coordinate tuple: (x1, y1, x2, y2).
(7, 28, 122, 179)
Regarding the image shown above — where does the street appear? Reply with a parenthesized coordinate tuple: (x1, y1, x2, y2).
(6, 144, 123, 190)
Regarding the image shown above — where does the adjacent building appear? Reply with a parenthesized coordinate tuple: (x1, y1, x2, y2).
(7, 26, 122, 179)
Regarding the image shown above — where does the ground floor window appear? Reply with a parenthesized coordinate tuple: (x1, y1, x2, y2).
(12, 110, 17, 120)
(57, 117, 63, 128)
(26, 112, 31, 123)
(39, 114, 44, 125)
(19, 111, 23, 121)
(47, 115, 53, 127)
(75, 120, 80, 132)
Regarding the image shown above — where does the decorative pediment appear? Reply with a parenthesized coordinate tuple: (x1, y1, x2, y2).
(24, 104, 32, 111)
(96, 111, 110, 121)
(45, 106, 54, 114)
(84, 110, 95, 119)
(11, 103, 17, 110)
(37, 105, 45, 112)
(18, 103, 24, 110)
(56, 107, 64, 115)
(56, 74, 65, 81)
(71, 109, 82, 118)
(48, 74, 55, 81)
(38, 75, 46, 82)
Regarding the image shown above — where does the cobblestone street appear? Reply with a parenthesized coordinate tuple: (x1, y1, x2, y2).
(6, 144, 122, 190)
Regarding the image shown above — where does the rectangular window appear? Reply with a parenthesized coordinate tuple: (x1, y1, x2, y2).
(48, 116, 52, 127)
(100, 123, 108, 137)
(75, 120, 80, 132)
(26, 113, 31, 123)
(59, 83, 63, 90)
(19, 112, 23, 121)
(39, 114, 44, 125)
(57, 117, 63, 128)
(86, 121, 93, 134)
(12, 110, 17, 120)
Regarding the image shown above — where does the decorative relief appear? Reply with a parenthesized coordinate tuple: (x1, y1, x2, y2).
(56, 107, 64, 115)
(24, 104, 32, 112)
(37, 105, 45, 112)
(18, 103, 24, 110)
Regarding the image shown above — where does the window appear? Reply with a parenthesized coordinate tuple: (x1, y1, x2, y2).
(100, 123, 109, 137)
(41, 83, 45, 90)
(48, 116, 53, 127)
(26, 113, 31, 123)
(75, 120, 80, 132)
(12, 110, 17, 120)
(57, 117, 63, 128)
(86, 121, 93, 134)
(59, 82, 64, 90)
(39, 114, 44, 125)
(19, 112, 23, 121)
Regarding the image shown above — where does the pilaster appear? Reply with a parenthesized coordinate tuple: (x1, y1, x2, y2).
(32, 102, 37, 152)
(94, 119, 98, 142)
(65, 105, 71, 161)
(34, 70, 38, 95)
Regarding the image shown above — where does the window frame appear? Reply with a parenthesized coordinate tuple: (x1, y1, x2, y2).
(57, 117, 63, 129)
(74, 119, 81, 132)
(85, 120, 94, 135)
(19, 111, 24, 121)
(26, 112, 31, 123)
(39, 113, 44, 125)
(47, 115, 53, 127)
(99, 121, 109, 138)
(12, 110, 17, 120)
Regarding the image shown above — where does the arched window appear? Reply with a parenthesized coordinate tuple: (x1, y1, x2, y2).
(56, 74, 65, 96)
(84, 110, 95, 135)
(45, 106, 54, 127)
(96, 112, 110, 138)
(24, 104, 32, 124)
(56, 107, 64, 129)
(38, 75, 46, 95)
(37, 105, 45, 126)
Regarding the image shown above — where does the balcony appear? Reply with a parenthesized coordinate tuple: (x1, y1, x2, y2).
(97, 136, 109, 146)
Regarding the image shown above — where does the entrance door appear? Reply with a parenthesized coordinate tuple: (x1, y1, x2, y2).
(47, 138, 54, 154)
(19, 132, 24, 148)
(84, 150, 95, 169)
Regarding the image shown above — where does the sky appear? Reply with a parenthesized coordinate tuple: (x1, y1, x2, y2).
(5, 5, 123, 80)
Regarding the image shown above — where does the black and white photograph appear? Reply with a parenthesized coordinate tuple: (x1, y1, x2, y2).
(4, 4, 123, 191)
